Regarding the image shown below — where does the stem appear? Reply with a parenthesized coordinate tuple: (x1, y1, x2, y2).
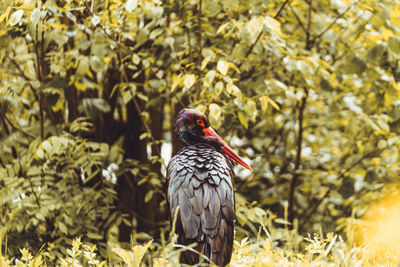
(288, 89, 308, 223)
(182, 0, 192, 61)
(34, 25, 44, 139)
(3, 114, 36, 139)
(290, 6, 307, 34)
(0, 114, 11, 135)
(245, 30, 263, 58)
(274, 0, 291, 19)
(197, 0, 202, 63)
(27, 177, 41, 208)
(195, 0, 203, 99)
(311, 3, 353, 42)
(305, 0, 312, 49)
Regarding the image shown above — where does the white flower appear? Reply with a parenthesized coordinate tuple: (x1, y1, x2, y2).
(102, 163, 119, 184)
(107, 163, 119, 172)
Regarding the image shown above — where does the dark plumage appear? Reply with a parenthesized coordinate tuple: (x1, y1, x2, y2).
(167, 109, 252, 266)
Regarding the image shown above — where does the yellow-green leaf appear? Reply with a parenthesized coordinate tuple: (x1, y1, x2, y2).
(183, 74, 196, 89)
(264, 16, 282, 36)
(226, 83, 242, 97)
(9, 9, 24, 26)
(204, 70, 216, 87)
(217, 60, 229, 75)
(238, 112, 248, 128)
(209, 103, 222, 129)
(260, 95, 280, 111)
(126, 0, 138, 12)
(247, 17, 263, 40)
(171, 74, 183, 91)
(132, 240, 153, 267)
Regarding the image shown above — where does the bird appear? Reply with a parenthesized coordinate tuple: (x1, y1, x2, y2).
(167, 108, 252, 266)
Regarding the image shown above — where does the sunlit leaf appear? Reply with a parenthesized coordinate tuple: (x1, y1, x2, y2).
(183, 74, 196, 89)
(209, 103, 222, 129)
(217, 60, 230, 75)
(126, 0, 138, 12)
(9, 9, 23, 26)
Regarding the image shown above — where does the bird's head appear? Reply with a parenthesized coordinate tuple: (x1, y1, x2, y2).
(175, 108, 253, 171)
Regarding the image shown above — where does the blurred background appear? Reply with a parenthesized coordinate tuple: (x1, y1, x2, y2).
(1, 0, 400, 264)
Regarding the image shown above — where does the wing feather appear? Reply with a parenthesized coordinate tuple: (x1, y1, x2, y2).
(167, 143, 236, 267)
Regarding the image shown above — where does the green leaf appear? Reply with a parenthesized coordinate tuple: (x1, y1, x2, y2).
(30, 8, 40, 26)
(183, 74, 196, 89)
(9, 9, 24, 26)
(78, 98, 111, 117)
(209, 103, 222, 129)
(247, 17, 263, 40)
(226, 83, 242, 97)
(87, 232, 103, 240)
(217, 60, 229, 75)
(126, 0, 138, 12)
(204, 70, 216, 87)
(59, 222, 68, 234)
(263, 16, 282, 36)
(260, 95, 280, 111)
(389, 36, 400, 53)
(144, 190, 154, 203)
(238, 112, 248, 128)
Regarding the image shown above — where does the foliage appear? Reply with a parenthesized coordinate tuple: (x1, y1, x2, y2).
(1, 0, 400, 264)
(2, 218, 400, 266)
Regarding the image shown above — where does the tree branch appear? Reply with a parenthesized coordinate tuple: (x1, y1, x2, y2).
(274, 0, 291, 19)
(288, 88, 309, 223)
(3, 114, 36, 139)
(311, 3, 353, 42)
(182, 0, 192, 61)
(0, 114, 11, 135)
(34, 25, 45, 139)
(290, 6, 307, 34)
(197, 0, 202, 62)
(305, 0, 313, 49)
(7, 55, 39, 102)
(245, 30, 263, 58)
(27, 177, 41, 208)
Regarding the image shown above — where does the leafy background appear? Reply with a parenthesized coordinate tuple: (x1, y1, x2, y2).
(1, 0, 400, 265)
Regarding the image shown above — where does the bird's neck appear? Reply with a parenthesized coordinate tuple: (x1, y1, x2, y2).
(179, 128, 203, 146)
(179, 128, 223, 151)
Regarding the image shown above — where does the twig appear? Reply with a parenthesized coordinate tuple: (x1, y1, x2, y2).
(182, 0, 192, 62)
(245, 30, 263, 58)
(33, 24, 44, 139)
(0, 114, 11, 135)
(288, 88, 309, 223)
(3, 114, 36, 139)
(305, 0, 313, 49)
(27, 177, 41, 208)
(311, 3, 353, 42)
(197, 0, 202, 64)
(274, 0, 291, 19)
(7, 55, 39, 102)
(290, 6, 307, 34)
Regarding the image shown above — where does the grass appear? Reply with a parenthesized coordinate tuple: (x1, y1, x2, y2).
(1, 224, 399, 266)
(2, 190, 400, 266)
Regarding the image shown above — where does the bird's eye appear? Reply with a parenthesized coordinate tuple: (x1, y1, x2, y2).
(196, 119, 205, 128)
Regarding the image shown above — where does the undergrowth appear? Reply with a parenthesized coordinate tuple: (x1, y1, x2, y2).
(0, 227, 398, 267)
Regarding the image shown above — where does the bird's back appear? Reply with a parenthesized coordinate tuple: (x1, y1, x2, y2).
(167, 143, 235, 266)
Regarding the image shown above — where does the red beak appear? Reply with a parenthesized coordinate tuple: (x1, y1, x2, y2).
(203, 127, 253, 172)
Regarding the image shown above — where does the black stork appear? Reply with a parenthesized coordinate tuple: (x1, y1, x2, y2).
(167, 108, 252, 266)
